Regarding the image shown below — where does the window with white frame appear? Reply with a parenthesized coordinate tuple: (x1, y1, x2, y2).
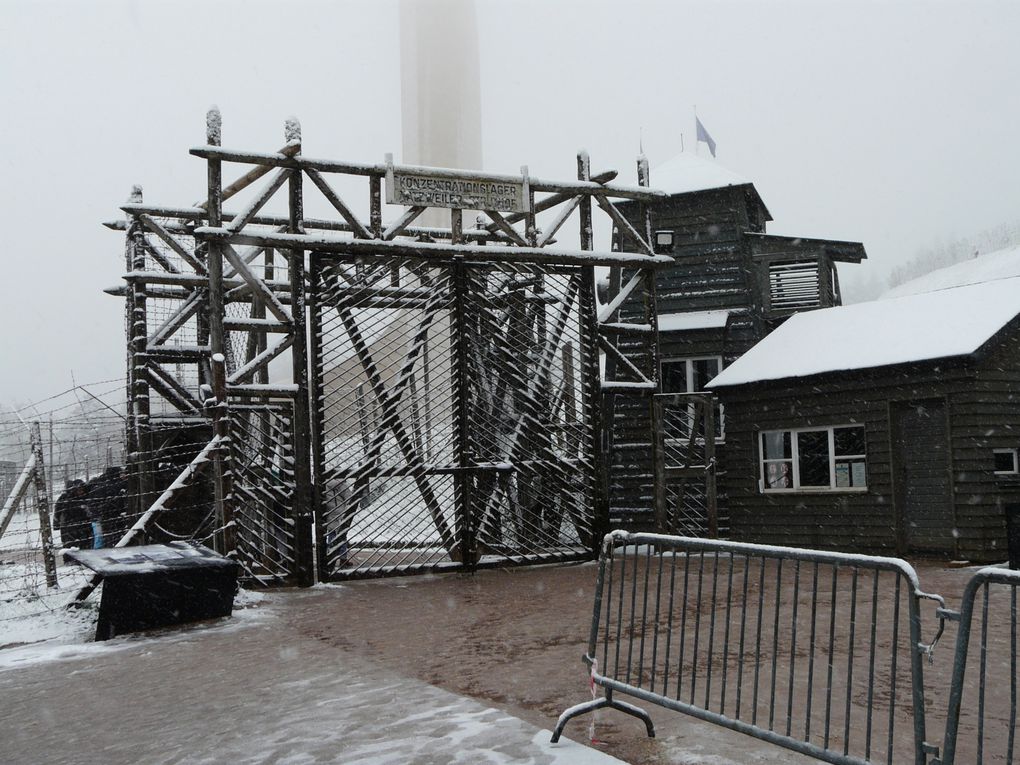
(661, 356, 724, 438)
(760, 425, 867, 492)
(654, 230, 674, 253)
(993, 448, 1019, 475)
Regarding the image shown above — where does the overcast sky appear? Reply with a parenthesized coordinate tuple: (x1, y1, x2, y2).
(1, 0, 1018, 403)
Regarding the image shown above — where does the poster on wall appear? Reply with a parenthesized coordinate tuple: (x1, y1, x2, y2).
(767, 462, 791, 489)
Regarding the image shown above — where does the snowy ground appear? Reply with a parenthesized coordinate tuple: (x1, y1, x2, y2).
(0, 589, 621, 765)
(0, 559, 1012, 764)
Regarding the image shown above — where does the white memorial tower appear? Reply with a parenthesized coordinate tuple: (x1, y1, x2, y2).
(399, 0, 483, 228)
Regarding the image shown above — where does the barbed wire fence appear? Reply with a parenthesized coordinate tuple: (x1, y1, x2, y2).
(0, 377, 182, 638)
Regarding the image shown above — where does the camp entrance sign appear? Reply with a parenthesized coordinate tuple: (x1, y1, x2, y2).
(385, 160, 527, 213)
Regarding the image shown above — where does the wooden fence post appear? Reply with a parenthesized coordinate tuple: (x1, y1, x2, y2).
(30, 423, 58, 587)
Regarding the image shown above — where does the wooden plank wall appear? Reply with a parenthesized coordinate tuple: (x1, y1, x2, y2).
(609, 188, 764, 529)
(716, 324, 1020, 562)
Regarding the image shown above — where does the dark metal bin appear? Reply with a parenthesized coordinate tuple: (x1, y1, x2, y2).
(67, 541, 238, 640)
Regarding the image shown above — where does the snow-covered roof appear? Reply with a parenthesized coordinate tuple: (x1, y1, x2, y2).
(707, 276, 1020, 388)
(882, 245, 1020, 298)
(658, 310, 730, 332)
(649, 152, 752, 196)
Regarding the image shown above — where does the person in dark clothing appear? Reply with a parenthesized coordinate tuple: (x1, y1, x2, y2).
(85, 467, 128, 548)
(54, 479, 93, 553)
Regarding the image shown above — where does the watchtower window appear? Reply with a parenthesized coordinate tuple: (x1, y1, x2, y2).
(654, 230, 674, 253)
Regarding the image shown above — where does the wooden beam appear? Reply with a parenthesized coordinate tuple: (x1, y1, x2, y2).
(0, 454, 36, 543)
(195, 140, 302, 210)
(485, 209, 529, 246)
(305, 167, 373, 239)
(594, 193, 655, 256)
(29, 424, 57, 587)
(597, 270, 644, 323)
(223, 317, 290, 333)
(144, 362, 202, 414)
(148, 291, 204, 347)
(599, 334, 652, 385)
(189, 146, 666, 200)
(143, 347, 209, 362)
(227, 334, 294, 385)
(382, 206, 426, 240)
(221, 244, 292, 323)
(139, 214, 207, 274)
(139, 238, 181, 274)
(195, 226, 675, 269)
(224, 167, 291, 235)
(537, 195, 581, 247)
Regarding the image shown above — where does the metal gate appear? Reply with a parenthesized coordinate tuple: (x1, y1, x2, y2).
(229, 398, 298, 583)
(654, 392, 720, 537)
(313, 255, 602, 579)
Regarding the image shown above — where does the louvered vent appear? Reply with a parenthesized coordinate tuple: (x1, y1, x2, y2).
(768, 260, 820, 311)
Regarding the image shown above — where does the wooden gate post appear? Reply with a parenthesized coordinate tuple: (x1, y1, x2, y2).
(450, 210, 476, 568)
(577, 150, 609, 550)
(308, 256, 329, 582)
(127, 208, 156, 518)
(286, 119, 316, 587)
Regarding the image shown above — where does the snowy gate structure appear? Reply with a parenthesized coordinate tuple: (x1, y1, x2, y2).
(108, 111, 672, 585)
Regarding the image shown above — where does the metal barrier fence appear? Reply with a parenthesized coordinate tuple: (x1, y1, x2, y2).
(553, 531, 947, 765)
(935, 566, 1019, 765)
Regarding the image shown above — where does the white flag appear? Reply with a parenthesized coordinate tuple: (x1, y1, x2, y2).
(696, 117, 717, 157)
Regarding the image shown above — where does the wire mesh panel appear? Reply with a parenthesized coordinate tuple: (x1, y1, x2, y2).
(315, 256, 460, 578)
(136, 219, 205, 415)
(655, 393, 721, 538)
(313, 255, 598, 580)
(465, 262, 596, 564)
(229, 401, 298, 584)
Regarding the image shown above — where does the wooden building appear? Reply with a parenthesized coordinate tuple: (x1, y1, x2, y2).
(707, 246, 1020, 562)
(608, 153, 865, 531)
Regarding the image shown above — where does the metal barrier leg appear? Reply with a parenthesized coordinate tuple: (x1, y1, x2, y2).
(550, 688, 655, 743)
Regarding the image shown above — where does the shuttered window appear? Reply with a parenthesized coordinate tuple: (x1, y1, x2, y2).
(768, 260, 821, 311)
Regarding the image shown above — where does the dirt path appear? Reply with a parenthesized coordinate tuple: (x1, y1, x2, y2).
(291, 559, 1011, 765)
(291, 563, 815, 764)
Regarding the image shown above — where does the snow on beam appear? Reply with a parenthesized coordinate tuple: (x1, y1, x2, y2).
(194, 226, 674, 268)
(188, 146, 667, 201)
